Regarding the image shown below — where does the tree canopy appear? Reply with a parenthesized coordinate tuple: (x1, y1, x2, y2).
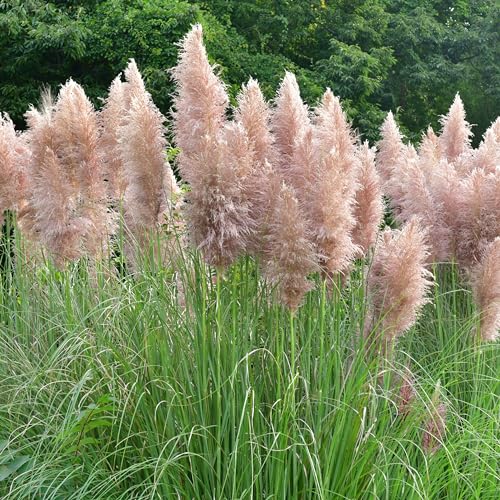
(1, 0, 498, 142)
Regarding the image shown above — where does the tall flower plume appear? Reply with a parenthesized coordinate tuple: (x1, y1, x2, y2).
(272, 72, 310, 172)
(352, 142, 384, 257)
(21, 82, 112, 264)
(456, 168, 499, 268)
(365, 219, 432, 350)
(234, 78, 275, 253)
(473, 117, 500, 174)
(263, 181, 317, 310)
(172, 23, 228, 168)
(118, 84, 178, 243)
(0, 113, 29, 224)
(99, 75, 127, 200)
(376, 111, 405, 186)
(172, 24, 254, 268)
(307, 89, 359, 277)
(234, 78, 274, 168)
(53, 79, 111, 259)
(438, 93, 472, 163)
(471, 237, 500, 341)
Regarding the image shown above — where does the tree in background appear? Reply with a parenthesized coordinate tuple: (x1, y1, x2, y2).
(0, 0, 498, 143)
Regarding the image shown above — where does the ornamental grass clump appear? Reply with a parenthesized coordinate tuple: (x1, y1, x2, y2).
(377, 97, 499, 339)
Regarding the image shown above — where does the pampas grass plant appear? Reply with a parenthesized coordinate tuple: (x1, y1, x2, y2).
(0, 24, 498, 500)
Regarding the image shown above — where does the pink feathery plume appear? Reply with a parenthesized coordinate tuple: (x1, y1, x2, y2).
(23, 96, 81, 263)
(307, 149, 359, 278)
(171, 24, 228, 175)
(289, 124, 317, 200)
(19, 94, 56, 240)
(172, 25, 255, 268)
(53, 79, 111, 259)
(456, 168, 499, 269)
(376, 111, 405, 186)
(352, 142, 384, 257)
(180, 124, 255, 268)
(426, 159, 462, 259)
(234, 77, 274, 167)
(119, 87, 178, 238)
(365, 219, 432, 350)
(123, 59, 147, 108)
(306, 89, 359, 277)
(30, 147, 82, 265)
(263, 181, 318, 310)
(397, 158, 453, 262)
(377, 112, 414, 214)
(0, 113, 30, 224)
(313, 88, 354, 159)
(418, 126, 440, 164)
(99, 75, 128, 200)
(473, 117, 500, 174)
(234, 78, 276, 253)
(272, 71, 310, 170)
(438, 93, 472, 163)
(471, 237, 500, 341)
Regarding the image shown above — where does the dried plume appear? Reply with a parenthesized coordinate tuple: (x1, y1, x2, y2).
(119, 88, 177, 240)
(288, 124, 317, 200)
(123, 59, 146, 106)
(313, 88, 354, 159)
(263, 181, 318, 310)
(365, 219, 432, 349)
(352, 142, 384, 257)
(455, 168, 499, 268)
(234, 78, 276, 252)
(471, 237, 500, 341)
(376, 111, 405, 186)
(418, 126, 440, 164)
(234, 78, 274, 168)
(23, 92, 82, 264)
(183, 124, 255, 268)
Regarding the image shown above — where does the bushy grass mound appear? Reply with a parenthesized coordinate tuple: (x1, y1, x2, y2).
(0, 234, 498, 499)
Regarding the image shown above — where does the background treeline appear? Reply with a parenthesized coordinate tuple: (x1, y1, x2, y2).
(0, 0, 498, 142)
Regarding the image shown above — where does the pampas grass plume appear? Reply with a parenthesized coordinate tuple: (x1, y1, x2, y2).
(471, 237, 500, 341)
(352, 142, 384, 257)
(264, 181, 317, 310)
(0, 114, 29, 224)
(438, 93, 472, 162)
(272, 71, 310, 169)
(366, 219, 432, 347)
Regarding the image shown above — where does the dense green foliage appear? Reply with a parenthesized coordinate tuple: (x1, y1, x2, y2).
(0, 226, 498, 498)
(1, 0, 498, 142)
